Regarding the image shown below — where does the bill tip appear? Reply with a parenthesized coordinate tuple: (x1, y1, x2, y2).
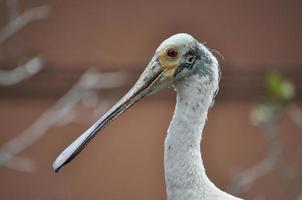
(52, 159, 63, 173)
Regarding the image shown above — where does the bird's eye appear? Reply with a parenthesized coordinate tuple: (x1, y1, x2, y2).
(166, 48, 178, 58)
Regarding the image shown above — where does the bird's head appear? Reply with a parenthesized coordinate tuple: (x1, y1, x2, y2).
(140, 33, 219, 94)
(53, 33, 220, 172)
(156, 33, 200, 80)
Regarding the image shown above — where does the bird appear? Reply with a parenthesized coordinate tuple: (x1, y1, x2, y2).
(53, 33, 242, 200)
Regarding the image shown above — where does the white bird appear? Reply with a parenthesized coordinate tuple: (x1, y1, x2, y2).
(53, 33, 242, 200)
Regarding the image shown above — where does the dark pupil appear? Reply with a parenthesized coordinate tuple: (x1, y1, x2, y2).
(167, 48, 177, 58)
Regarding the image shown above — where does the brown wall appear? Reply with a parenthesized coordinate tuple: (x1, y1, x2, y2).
(0, 99, 301, 200)
(1, 0, 302, 69)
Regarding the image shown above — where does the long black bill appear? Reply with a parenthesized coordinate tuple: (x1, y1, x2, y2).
(53, 58, 172, 172)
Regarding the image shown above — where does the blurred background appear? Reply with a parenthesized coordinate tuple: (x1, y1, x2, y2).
(0, 0, 301, 199)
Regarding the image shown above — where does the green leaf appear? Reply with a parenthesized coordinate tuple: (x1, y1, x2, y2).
(266, 71, 295, 101)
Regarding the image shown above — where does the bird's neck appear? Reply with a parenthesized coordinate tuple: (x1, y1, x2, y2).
(164, 74, 219, 200)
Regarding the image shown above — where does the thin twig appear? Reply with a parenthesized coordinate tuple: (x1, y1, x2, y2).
(228, 157, 274, 194)
(4, 156, 35, 172)
(228, 117, 301, 199)
(0, 57, 44, 85)
(286, 103, 302, 130)
(0, 5, 50, 44)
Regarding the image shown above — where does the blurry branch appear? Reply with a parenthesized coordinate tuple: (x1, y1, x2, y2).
(0, 69, 130, 172)
(0, 57, 43, 85)
(230, 118, 301, 199)
(0, 5, 50, 44)
(287, 103, 302, 129)
(0, 0, 50, 86)
(262, 122, 300, 200)
(5, 156, 35, 172)
(228, 71, 302, 200)
(228, 157, 273, 193)
(0, 1, 53, 171)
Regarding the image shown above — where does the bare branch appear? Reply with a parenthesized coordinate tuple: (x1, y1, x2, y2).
(0, 5, 50, 44)
(0, 57, 44, 85)
(228, 158, 274, 194)
(228, 119, 301, 199)
(286, 103, 302, 130)
(3, 156, 35, 172)
(0, 69, 130, 170)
